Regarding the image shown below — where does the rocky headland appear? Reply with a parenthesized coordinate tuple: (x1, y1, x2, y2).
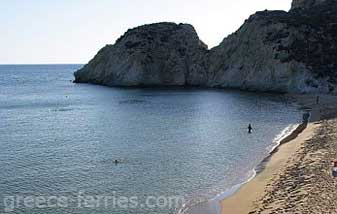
(74, 0, 337, 93)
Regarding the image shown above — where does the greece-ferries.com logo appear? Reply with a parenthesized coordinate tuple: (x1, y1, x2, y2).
(1, 191, 185, 212)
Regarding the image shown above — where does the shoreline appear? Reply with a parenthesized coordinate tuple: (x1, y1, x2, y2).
(179, 94, 337, 214)
(213, 122, 307, 214)
(221, 121, 317, 214)
(255, 121, 307, 175)
(180, 96, 308, 214)
(220, 94, 337, 214)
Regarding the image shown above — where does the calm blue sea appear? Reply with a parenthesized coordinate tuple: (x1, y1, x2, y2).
(0, 64, 302, 214)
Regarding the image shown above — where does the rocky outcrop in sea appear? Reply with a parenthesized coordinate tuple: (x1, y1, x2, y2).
(74, 0, 337, 93)
(74, 23, 208, 87)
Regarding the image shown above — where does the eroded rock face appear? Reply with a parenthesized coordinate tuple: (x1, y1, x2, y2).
(75, 0, 337, 93)
(74, 22, 208, 87)
(208, 0, 337, 93)
(291, 0, 327, 10)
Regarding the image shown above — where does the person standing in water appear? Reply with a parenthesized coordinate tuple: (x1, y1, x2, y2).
(248, 124, 253, 134)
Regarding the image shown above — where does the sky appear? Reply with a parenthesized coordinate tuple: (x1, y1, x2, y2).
(0, 0, 292, 64)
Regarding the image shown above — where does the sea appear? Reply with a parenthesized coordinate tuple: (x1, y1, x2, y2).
(0, 64, 302, 214)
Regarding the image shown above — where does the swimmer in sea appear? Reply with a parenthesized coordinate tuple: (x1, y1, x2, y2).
(248, 124, 253, 134)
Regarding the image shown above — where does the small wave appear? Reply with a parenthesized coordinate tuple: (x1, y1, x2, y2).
(177, 170, 256, 214)
(119, 99, 146, 104)
(267, 124, 300, 154)
(50, 108, 74, 112)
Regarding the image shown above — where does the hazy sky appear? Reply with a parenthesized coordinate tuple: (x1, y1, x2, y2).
(1, 0, 292, 64)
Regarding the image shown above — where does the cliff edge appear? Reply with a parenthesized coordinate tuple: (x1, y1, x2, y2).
(74, 23, 208, 87)
(74, 0, 337, 93)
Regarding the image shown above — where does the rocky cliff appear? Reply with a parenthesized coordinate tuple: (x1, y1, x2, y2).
(74, 23, 208, 87)
(208, 0, 337, 93)
(74, 0, 337, 93)
(291, 0, 327, 10)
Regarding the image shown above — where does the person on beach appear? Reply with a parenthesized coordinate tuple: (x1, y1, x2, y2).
(303, 112, 310, 123)
(332, 161, 337, 177)
(316, 96, 320, 104)
(248, 124, 253, 134)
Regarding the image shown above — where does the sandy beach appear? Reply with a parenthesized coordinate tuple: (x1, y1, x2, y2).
(221, 94, 337, 214)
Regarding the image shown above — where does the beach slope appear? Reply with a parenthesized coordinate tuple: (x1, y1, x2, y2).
(221, 95, 337, 213)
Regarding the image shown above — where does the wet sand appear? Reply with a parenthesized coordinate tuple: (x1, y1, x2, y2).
(221, 94, 337, 214)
